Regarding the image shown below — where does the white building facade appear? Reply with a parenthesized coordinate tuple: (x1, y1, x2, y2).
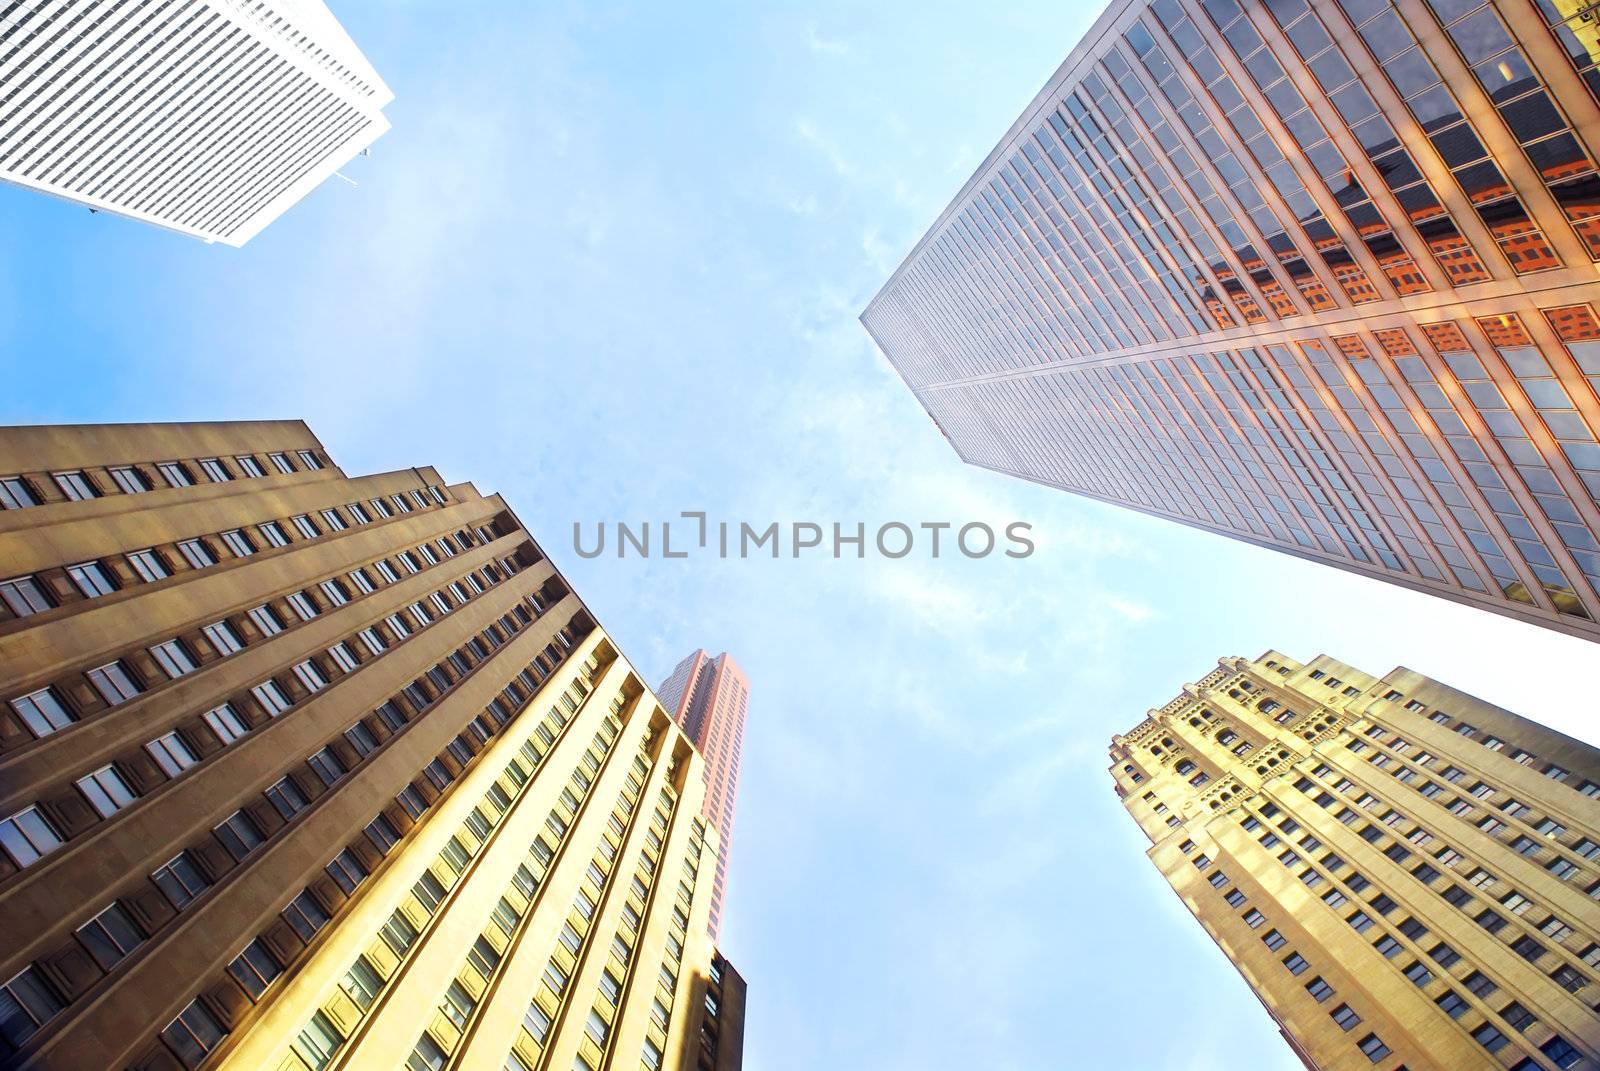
(0, 0, 392, 245)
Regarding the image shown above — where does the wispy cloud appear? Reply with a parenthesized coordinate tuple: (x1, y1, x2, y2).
(805, 24, 851, 56)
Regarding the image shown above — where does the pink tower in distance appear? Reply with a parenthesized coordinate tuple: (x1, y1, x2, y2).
(656, 650, 749, 940)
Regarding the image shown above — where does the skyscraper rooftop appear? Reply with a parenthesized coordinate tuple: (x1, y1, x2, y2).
(0, 0, 393, 245)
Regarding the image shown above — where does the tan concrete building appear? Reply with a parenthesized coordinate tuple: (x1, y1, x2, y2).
(1111, 651, 1599, 1070)
(692, 952, 744, 1071)
(865, 0, 1600, 644)
(0, 420, 740, 1071)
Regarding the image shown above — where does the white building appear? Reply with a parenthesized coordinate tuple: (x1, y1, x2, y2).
(0, 0, 393, 246)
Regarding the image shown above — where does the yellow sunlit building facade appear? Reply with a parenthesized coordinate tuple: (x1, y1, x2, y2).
(0, 420, 735, 1071)
(1112, 651, 1598, 1070)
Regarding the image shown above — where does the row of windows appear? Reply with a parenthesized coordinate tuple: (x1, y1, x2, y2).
(935, 303, 1600, 624)
(375, 680, 621, 1071)
(145, 640, 604, 1071)
(1347, 724, 1600, 897)
(1251, 769, 1598, 1059)
(0, 590, 582, 1062)
(1377, 686, 1598, 797)
(874, 0, 1600, 390)
(5, 519, 504, 755)
(503, 763, 641, 1071)
(1189, 846, 1393, 1066)
(0, 446, 324, 511)
(0, 550, 543, 875)
(1126, 661, 1596, 1070)
(0, 478, 451, 626)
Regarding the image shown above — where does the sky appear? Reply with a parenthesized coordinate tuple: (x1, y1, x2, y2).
(2, 2, 1597, 1068)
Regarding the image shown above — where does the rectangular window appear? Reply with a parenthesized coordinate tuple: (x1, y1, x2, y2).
(150, 639, 198, 679)
(67, 560, 117, 598)
(177, 539, 216, 570)
(380, 910, 417, 955)
(109, 466, 150, 494)
(320, 508, 347, 531)
(259, 521, 289, 548)
(270, 452, 295, 474)
(283, 890, 330, 942)
(152, 852, 211, 908)
(293, 515, 320, 540)
(326, 849, 368, 894)
(161, 998, 224, 1069)
(376, 701, 406, 732)
(235, 455, 266, 478)
(522, 1001, 551, 1043)
(0, 805, 64, 868)
(204, 703, 248, 745)
(341, 956, 382, 1010)
(198, 458, 230, 483)
(1, 575, 53, 617)
(298, 450, 323, 470)
(125, 549, 170, 584)
(220, 529, 254, 557)
(407, 1034, 446, 1071)
(53, 470, 98, 500)
(366, 815, 401, 854)
(345, 721, 378, 756)
(292, 1010, 343, 1070)
(215, 810, 264, 861)
(265, 776, 308, 821)
(308, 747, 346, 786)
(248, 604, 285, 637)
(87, 661, 142, 706)
(252, 680, 292, 717)
(0, 475, 40, 510)
(76, 901, 144, 970)
(286, 591, 318, 621)
(1471, 1022, 1509, 1053)
(156, 462, 192, 489)
(397, 785, 427, 820)
(202, 619, 244, 657)
(12, 688, 73, 739)
(146, 732, 198, 777)
(228, 938, 281, 1000)
(294, 660, 328, 693)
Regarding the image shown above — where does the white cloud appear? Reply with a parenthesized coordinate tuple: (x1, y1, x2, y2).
(805, 24, 851, 56)
(1105, 595, 1159, 623)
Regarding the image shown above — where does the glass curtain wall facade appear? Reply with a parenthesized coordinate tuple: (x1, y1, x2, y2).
(1111, 650, 1600, 1071)
(655, 651, 750, 942)
(863, 0, 1600, 642)
(0, 421, 736, 1071)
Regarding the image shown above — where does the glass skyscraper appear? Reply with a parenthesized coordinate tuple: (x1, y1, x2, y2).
(656, 650, 750, 943)
(863, 0, 1600, 641)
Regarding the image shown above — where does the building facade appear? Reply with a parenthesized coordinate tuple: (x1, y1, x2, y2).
(693, 952, 745, 1071)
(656, 652, 748, 942)
(1111, 651, 1600, 1070)
(863, 0, 1600, 642)
(0, 0, 392, 246)
(0, 420, 738, 1071)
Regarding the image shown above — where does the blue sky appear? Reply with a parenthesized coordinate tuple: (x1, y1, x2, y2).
(2, 3, 1597, 1068)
